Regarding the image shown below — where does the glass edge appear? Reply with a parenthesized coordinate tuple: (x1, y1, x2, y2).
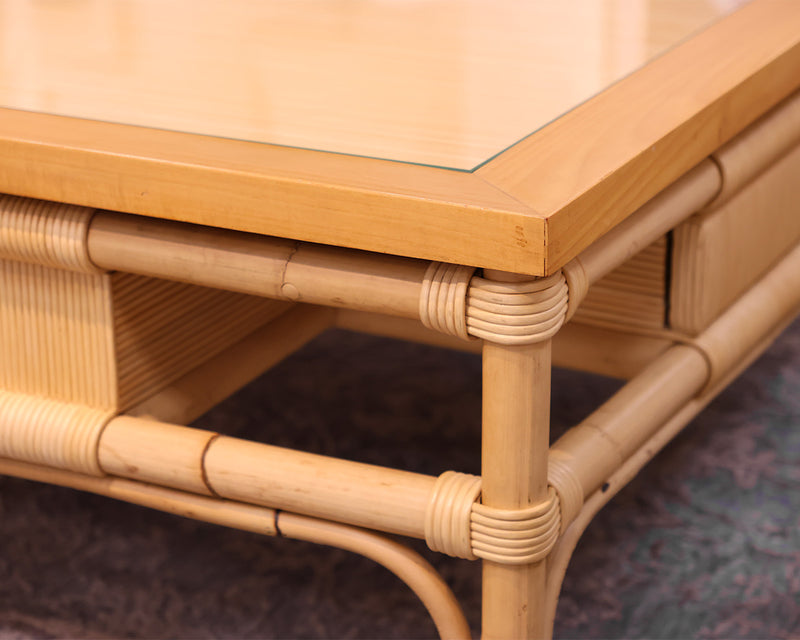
(1, 4, 748, 176)
(0, 106, 474, 174)
(467, 2, 749, 173)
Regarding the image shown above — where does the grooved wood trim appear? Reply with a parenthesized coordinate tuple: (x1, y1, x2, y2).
(128, 305, 335, 425)
(671, 142, 800, 334)
(111, 273, 291, 410)
(0, 258, 291, 410)
(0, 390, 114, 475)
(572, 238, 667, 331)
(0, 195, 100, 273)
(477, 0, 800, 273)
(0, 202, 295, 413)
(0, 259, 118, 407)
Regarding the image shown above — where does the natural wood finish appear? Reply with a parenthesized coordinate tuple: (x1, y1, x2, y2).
(129, 305, 335, 424)
(694, 241, 800, 391)
(111, 273, 291, 410)
(88, 212, 431, 319)
(480, 272, 551, 639)
(545, 246, 800, 632)
(0, 390, 113, 476)
(0, 459, 469, 640)
(672, 137, 800, 334)
(98, 416, 217, 496)
(0, 1, 729, 170)
(478, 0, 800, 273)
(2, 6, 800, 634)
(0, 258, 117, 407)
(573, 238, 667, 331)
(710, 88, 800, 206)
(97, 415, 438, 539)
(2, 4, 797, 275)
(0, 110, 544, 275)
(552, 345, 709, 501)
(571, 159, 720, 287)
(335, 309, 673, 380)
(203, 435, 436, 539)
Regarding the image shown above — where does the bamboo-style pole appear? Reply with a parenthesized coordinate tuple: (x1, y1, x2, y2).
(84, 156, 718, 329)
(544, 301, 800, 632)
(553, 235, 800, 508)
(551, 345, 708, 499)
(278, 514, 471, 640)
(710, 88, 800, 207)
(480, 271, 551, 640)
(87, 212, 429, 318)
(541, 237, 800, 632)
(564, 159, 720, 299)
(693, 240, 800, 390)
(0, 458, 470, 640)
(203, 436, 435, 538)
(97, 416, 438, 538)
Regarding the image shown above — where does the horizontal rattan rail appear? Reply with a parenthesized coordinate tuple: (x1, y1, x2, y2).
(82, 155, 721, 330)
(4, 234, 799, 565)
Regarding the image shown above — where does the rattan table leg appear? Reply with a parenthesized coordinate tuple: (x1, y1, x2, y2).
(479, 267, 556, 639)
(481, 339, 552, 639)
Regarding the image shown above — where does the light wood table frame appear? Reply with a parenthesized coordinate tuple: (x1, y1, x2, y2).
(2, 2, 800, 637)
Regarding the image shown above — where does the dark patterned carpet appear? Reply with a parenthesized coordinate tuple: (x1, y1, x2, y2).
(1, 318, 799, 639)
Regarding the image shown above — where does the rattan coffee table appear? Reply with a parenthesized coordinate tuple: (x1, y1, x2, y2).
(2, 2, 800, 637)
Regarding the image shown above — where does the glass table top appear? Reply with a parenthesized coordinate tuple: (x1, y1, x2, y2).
(0, 0, 745, 170)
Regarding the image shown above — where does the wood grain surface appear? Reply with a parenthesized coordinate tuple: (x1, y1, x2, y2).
(2, 0, 797, 275)
(0, 0, 730, 170)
